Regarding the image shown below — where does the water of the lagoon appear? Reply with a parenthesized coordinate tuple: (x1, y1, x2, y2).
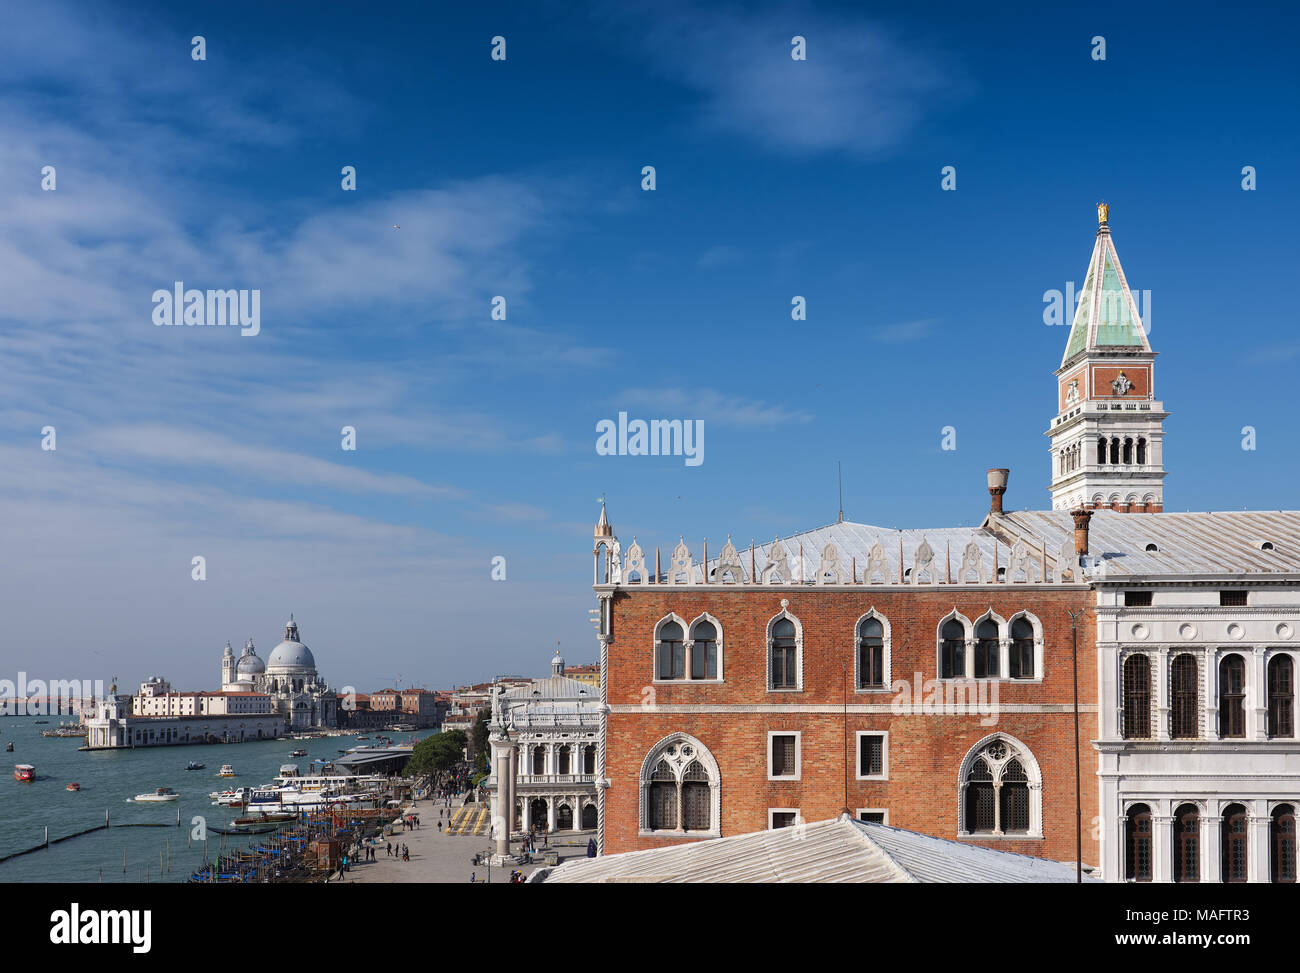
(0, 719, 433, 883)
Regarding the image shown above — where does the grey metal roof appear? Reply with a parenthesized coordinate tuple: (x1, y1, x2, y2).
(503, 676, 596, 701)
(535, 816, 1093, 883)
(996, 510, 1300, 578)
(693, 520, 1026, 584)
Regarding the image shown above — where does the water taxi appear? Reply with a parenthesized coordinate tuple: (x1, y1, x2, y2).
(135, 787, 179, 802)
(14, 764, 35, 782)
(289, 749, 307, 757)
(217, 765, 236, 777)
(210, 787, 248, 806)
(66, 782, 81, 792)
(186, 761, 206, 771)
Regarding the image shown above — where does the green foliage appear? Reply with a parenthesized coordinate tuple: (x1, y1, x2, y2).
(404, 728, 468, 777)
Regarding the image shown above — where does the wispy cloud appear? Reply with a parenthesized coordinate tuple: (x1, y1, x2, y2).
(626, 3, 959, 156)
(621, 388, 813, 427)
(873, 318, 934, 343)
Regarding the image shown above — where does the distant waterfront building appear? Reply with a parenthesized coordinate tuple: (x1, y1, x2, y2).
(219, 616, 338, 730)
(564, 663, 600, 688)
(488, 650, 603, 836)
(85, 678, 283, 749)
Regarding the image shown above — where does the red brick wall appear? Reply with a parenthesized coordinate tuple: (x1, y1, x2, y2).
(603, 585, 1097, 866)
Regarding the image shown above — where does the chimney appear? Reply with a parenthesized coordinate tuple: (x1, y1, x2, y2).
(1071, 507, 1093, 556)
(986, 468, 1009, 514)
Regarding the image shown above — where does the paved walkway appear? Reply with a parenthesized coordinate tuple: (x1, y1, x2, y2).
(333, 795, 590, 884)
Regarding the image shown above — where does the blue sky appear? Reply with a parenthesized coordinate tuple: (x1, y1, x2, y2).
(1, 0, 1297, 690)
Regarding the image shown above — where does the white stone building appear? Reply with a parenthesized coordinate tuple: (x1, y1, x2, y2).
(488, 651, 602, 838)
(220, 616, 338, 730)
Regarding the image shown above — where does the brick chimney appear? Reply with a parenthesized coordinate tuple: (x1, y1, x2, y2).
(986, 468, 1009, 514)
(1070, 507, 1093, 556)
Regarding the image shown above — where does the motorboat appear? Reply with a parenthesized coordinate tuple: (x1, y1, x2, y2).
(4, 742, 12, 752)
(14, 764, 35, 782)
(210, 787, 248, 806)
(279, 764, 300, 777)
(186, 761, 206, 771)
(289, 749, 307, 757)
(66, 782, 81, 792)
(217, 765, 236, 777)
(135, 787, 179, 802)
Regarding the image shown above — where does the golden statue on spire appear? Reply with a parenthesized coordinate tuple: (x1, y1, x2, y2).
(1097, 200, 1109, 225)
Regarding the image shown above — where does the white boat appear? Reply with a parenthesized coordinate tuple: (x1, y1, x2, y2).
(135, 787, 179, 802)
(209, 787, 248, 806)
(217, 765, 236, 778)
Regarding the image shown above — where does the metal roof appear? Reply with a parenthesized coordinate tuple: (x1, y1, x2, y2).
(534, 816, 1093, 883)
(689, 520, 1053, 584)
(995, 509, 1300, 578)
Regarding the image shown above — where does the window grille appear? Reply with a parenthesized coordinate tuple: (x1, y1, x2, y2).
(1124, 591, 1153, 607)
(1219, 590, 1248, 607)
(1174, 804, 1200, 883)
(1218, 655, 1246, 739)
(1272, 806, 1296, 883)
(1268, 656, 1294, 738)
(1122, 655, 1152, 739)
(771, 735, 797, 777)
(1221, 804, 1248, 883)
(859, 734, 883, 777)
(1126, 805, 1153, 882)
(1170, 654, 1199, 739)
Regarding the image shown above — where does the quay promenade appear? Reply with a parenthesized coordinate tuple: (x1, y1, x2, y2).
(333, 792, 589, 884)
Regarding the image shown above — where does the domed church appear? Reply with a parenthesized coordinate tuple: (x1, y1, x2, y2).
(220, 615, 338, 730)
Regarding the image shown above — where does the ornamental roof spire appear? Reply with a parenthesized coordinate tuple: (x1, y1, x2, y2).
(1060, 202, 1151, 367)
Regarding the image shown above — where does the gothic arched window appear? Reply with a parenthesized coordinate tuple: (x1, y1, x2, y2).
(960, 736, 1041, 837)
(769, 615, 800, 690)
(690, 619, 718, 680)
(857, 615, 886, 689)
(1122, 654, 1152, 739)
(1009, 616, 1035, 679)
(940, 618, 966, 679)
(640, 735, 720, 836)
(1170, 654, 1199, 739)
(1268, 655, 1294, 738)
(1219, 654, 1246, 739)
(1174, 803, 1200, 883)
(655, 618, 686, 681)
(1221, 803, 1248, 883)
(1126, 804, 1153, 882)
(974, 618, 1000, 679)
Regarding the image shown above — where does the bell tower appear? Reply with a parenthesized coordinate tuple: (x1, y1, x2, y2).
(1047, 204, 1167, 512)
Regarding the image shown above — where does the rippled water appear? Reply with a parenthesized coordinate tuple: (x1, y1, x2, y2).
(0, 719, 431, 883)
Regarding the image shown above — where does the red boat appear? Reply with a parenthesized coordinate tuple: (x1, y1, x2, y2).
(14, 764, 35, 782)
(66, 782, 81, 792)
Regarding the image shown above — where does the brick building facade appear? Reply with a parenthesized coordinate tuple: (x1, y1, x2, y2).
(593, 501, 1100, 868)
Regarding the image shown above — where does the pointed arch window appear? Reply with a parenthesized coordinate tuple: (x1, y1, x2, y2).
(1125, 804, 1153, 882)
(640, 735, 720, 837)
(1122, 654, 1152, 739)
(1272, 805, 1296, 883)
(1268, 655, 1294, 738)
(974, 618, 1000, 679)
(940, 619, 966, 679)
(655, 619, 685, 681)
(857, 615, 886, 689)
(689, 619, 718, 680)
(1009, 617, 1035, 679)
(1174, 804, 1200, 883)
(1218, 654, 1246, 739)
(1221, 803, 1248, 883)
(960, 737, 1041, 837)
(769, 615, 801, 690)
(1170, 654, 1199, 739)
